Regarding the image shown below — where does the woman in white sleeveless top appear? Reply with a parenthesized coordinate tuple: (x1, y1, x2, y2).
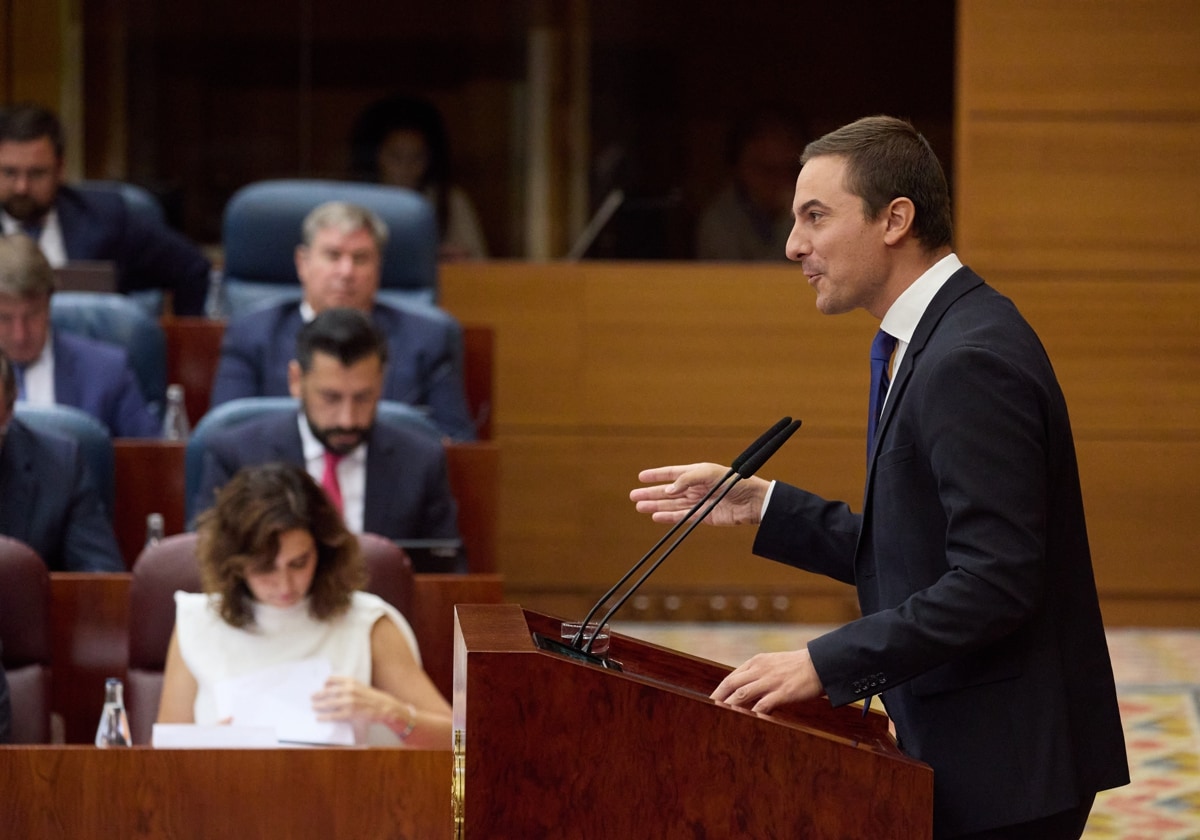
(157, 462, 452, 748)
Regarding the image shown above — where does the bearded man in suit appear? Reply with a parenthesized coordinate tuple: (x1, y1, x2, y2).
(194, 307, 458, 544)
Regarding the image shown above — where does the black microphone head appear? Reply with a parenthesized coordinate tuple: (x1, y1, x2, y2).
(737, 419, 802, 477)
(731, 416, 791, 471)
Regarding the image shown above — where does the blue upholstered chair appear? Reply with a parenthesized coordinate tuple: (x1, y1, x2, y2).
(184, 397, 442, 523)
(0, 536, 52, 743)
(218, 179, 440, 316)
(49, 291, 168, 420)
(73, 181, 168, 315)
(76, 180, 167, 226)
(14, 403, 116, 516)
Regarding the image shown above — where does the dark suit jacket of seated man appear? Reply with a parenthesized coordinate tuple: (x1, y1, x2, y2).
(192, 409, 460, 542)
(210, 300, 476, 441)
(0, 418, 125, 572)
(49, 185, 212, 316)
(45, 330, 160, 437)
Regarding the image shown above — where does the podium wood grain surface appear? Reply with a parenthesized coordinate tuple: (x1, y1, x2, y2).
(0, 746, 451, 838)
(452, 604, 933, 838)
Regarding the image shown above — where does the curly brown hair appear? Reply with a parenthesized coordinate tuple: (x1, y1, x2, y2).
(194, 462, 367, 628)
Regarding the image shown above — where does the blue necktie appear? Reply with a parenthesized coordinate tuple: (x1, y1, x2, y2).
(868, 329, 897, 460)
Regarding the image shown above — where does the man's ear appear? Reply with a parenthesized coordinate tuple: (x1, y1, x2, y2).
(287, 360, 303, 399)
(882, 197, 916, 246)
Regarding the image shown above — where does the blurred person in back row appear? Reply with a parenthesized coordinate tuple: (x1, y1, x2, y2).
(159, 461, 452, 747)
(210, 200, 476, 441)
(0, 234, 159, 437)
(350, 94, 488, 261)
(695, 106, 808, 261)
(0, 103, 211, 315)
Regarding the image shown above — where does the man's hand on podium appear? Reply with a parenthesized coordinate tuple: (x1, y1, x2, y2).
(710, 647, 824, 714)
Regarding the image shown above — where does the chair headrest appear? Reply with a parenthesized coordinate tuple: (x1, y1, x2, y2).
(221, 180, 439, 292)
(129, 533, 203, 669)
(74, 180, 167, 226)
(12, 403, 116, 514)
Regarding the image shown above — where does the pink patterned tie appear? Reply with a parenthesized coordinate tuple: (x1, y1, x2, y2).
(321, 450, 345, 514)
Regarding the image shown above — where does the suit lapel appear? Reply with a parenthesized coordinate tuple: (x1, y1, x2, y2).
(50, 333, 80, 404)
(272, 413, 306, 462)
(869, 268, 983, 475)
(361, 426, 391, 534)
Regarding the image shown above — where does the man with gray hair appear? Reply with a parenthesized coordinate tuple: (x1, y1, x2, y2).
(210, 201, 475, 441)
(0, 233, 160, 437)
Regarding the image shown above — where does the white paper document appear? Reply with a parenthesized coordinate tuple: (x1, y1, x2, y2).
(151, 723, 279, 748)
(213, 657, 355, 746)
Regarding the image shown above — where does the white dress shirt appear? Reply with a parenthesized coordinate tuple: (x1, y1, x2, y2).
(2, 209, 68, 266)
(13, 328, 56, 405)
(761, 253, 963, 516)
(297, 413, 368, 532)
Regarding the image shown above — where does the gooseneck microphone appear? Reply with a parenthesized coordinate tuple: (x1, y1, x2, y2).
(573, 417, 803, 654)
(567, 416, 792, 650)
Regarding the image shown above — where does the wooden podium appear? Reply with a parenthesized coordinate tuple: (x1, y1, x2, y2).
(452, 605, 933, 839)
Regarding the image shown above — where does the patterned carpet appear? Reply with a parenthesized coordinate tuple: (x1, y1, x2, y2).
(615, 623, 1200, 839)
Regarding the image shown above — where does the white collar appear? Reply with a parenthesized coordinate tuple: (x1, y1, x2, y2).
(879, 253, 963, 344)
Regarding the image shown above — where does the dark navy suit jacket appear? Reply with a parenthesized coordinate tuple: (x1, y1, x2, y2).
(753, 267, 1128, 836)
(192, 410, 459, 541)
(0, 418, 124, 572)
(52, 332, 160, 438)
(55, 186, 211, 315)
(209, 300, 476, 441)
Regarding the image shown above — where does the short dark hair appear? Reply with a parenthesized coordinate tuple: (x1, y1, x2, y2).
(295, 307, 388, 372)
(0, 103, 66, 158)
(194, 462, 367, 629)
(801, 115, 952, 251)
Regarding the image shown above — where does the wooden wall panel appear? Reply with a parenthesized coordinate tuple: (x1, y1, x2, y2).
(442, 262, 1200, 625)
(957, 0, 1200, 623)
(956, 121, 1200, 274)
(987, 275, 1200, 436)
(958, 0, 1200, 114)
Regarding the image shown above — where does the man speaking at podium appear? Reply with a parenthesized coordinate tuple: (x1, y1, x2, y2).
(632, 116, 1128, 839)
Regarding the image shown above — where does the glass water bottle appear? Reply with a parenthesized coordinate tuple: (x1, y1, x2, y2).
(95, 677, 131, 747)
(161, 383, 190, 441)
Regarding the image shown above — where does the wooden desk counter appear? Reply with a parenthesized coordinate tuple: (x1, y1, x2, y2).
(0, 746, 452, 839)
